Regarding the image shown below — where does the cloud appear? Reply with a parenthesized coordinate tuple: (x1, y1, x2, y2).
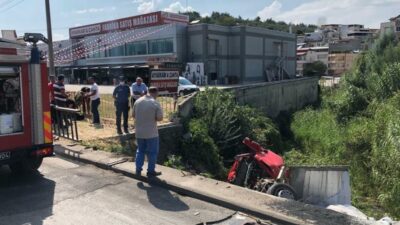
(257, 0, 400, 28)
(163, 1, 194, 13)
(137, 1, 154, 13)
(257, 0, 282, 19)
(74, 7, 116, 14)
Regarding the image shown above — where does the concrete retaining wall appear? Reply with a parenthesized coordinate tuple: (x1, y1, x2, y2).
(101, 123, 183, 163)
(289, 166, 351, 206)
(229, 77, 319, 118)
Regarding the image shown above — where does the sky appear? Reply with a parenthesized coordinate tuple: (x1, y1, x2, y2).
(0, 0, 399, 41)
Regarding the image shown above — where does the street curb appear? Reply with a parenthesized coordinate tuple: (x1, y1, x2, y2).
(54, 144, 370, 225)
(54, 145, 303, 225)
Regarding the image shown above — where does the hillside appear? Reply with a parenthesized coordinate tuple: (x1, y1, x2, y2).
(182, 11, 317, 35)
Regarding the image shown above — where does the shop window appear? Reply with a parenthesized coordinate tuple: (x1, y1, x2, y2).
(126, 41, 147, 55)
(107, 45, 125, 57)
(149, 38, 174, 54)
(0, 67, 23, 135)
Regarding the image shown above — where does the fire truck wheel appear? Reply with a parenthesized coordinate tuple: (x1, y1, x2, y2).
(9, 157, 43, 174)
(266, 183, 298, 200)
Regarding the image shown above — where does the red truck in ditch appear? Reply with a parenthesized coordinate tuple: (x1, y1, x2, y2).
(0, 35, 53, 173)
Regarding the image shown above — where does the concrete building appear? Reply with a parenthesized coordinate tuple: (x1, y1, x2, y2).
(187, 24, 296, 83)
(328, 53, 358, 76)
(380, 15, 400, 39)
(296, 46, 329, 76)
(46, 11, 296, 85)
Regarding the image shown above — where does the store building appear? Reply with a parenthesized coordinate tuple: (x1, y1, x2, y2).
(48, 11, 296, 84)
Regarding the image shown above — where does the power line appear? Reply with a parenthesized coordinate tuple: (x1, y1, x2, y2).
(0, 0, 17, 8)
(0, 0, 25, 13)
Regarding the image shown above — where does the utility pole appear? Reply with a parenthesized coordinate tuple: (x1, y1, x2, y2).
(45, 0, 55, 77)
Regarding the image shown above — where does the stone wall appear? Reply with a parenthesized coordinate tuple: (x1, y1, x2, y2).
(229, 77, 319, 118)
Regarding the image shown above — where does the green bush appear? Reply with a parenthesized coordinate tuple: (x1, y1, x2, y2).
(181, 119, 226, 178)
(163, 154, 185, 170)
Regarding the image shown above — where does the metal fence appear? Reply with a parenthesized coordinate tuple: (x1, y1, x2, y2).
(51, 105, 80, 141)
(66, 92, 179, 124)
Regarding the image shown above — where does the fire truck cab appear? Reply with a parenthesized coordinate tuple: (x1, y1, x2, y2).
(0, 36, 53, 173)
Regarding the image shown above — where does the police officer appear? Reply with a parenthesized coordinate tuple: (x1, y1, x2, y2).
(113, 76, 131, 135)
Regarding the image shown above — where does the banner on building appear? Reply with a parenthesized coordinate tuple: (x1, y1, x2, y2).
(183, 62, 206, 85)
(150, 70, 179, 94)
(69, 11, 189, 39)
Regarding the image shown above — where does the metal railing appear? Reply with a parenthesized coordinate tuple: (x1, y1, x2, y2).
(51, 105, 80, 141)
(66, 92, 179, 124)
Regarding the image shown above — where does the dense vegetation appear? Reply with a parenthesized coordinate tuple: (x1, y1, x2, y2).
(182, 11, 317, 35)
(175, 88, 283, 179)
(285, 34, 400, 219)
(303, 61, 327, 76)
(168, 33, 400, 218)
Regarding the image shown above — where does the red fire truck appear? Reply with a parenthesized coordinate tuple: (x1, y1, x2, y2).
(0, 34, 53, 173)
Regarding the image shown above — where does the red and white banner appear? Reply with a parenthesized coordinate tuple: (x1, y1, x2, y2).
(150, 70, 179, 94)
(69, 11, 189, 39)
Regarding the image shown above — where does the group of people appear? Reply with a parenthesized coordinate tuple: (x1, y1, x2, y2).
(113, 76, 149, 134)
(48, 75, 164, 177)
(112, 76, 164, 176)
(48, 75, 101, 125)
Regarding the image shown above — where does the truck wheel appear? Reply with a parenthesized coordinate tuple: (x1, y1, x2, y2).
(266, 183, 297, 200)
(9, 157, 43, 174)
(233, 160, 248, 186)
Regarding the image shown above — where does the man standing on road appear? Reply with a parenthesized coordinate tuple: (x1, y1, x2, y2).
(131, 77, 148, 108)
(113, 76, 131, 135)
(86, 76, 101, 125)
(133, 87, 163, 177)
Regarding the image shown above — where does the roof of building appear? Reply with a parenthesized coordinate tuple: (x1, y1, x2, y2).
(390, 15, 400, 21)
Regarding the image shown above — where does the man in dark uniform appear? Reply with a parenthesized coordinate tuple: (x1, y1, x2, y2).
(113, 76, 131, 135)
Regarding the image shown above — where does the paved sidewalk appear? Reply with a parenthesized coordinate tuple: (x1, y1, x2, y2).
(54, 140, 373, 225)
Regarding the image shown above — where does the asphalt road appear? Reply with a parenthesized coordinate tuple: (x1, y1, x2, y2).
(0, 156, 264, 225)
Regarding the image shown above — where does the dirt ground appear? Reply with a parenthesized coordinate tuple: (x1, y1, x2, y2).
(76, 121, 118, 140)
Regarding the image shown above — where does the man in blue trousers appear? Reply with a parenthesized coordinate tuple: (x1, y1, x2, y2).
(133, 87, 163, 177)
(113, 76, 131, 135)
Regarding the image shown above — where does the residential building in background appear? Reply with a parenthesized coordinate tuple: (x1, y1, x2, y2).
(38, 11, 296, 85)
(328, 53, 358, 76)
(380, 15, 400, 39)
(296, 23, 377, 77)
(296, 45, 328, 76)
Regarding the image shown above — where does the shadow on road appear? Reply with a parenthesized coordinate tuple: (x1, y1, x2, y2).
(0, 166, 55, 225)
(137, 181, 189, 212)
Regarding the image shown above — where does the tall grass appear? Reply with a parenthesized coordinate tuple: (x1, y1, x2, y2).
(285, 33, 400, 218)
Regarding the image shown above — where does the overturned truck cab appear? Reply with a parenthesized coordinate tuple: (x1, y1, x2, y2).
(0, 36, 53, 174)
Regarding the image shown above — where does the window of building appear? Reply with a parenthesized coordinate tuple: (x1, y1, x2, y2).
(126, 41, 147, 55)
(396, 26, 400, 32)
(88, 45, 105, 58)
(149, 38, 174, 54)
(0, 67, 23, 135)
(107, 45, 125, 57)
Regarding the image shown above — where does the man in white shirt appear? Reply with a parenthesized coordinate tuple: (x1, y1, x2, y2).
(133, 87, 163, 177)
(86, 76, 101, 125)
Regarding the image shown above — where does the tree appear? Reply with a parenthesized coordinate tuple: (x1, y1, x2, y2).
(303, 61, 327, 76)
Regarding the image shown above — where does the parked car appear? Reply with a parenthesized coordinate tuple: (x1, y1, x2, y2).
(178, 77, 199, 96)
